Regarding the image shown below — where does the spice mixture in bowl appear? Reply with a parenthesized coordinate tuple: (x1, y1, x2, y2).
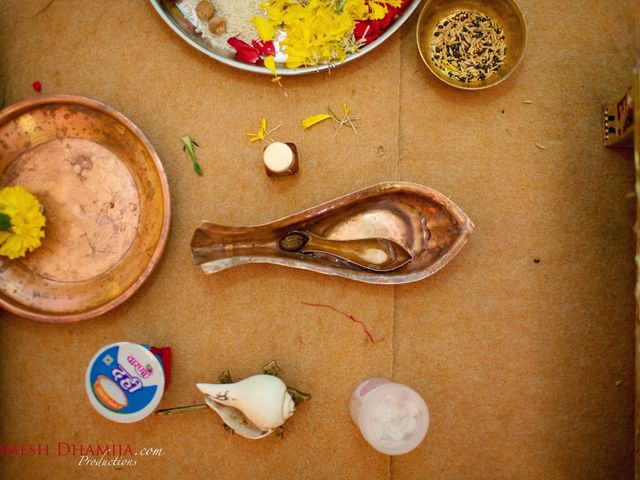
(431, 10, 506, 83)
(416, 0, 526, 90)
(152, 0, 421, 75)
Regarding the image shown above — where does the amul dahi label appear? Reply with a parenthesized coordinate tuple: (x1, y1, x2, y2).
(85, 342, 166, 423)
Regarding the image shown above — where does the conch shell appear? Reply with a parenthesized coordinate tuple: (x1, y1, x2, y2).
(197, 374, 295, 439)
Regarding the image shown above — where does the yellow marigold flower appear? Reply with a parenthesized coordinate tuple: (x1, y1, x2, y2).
(261, 0, 400, 68)
(0, 185, 46, 259)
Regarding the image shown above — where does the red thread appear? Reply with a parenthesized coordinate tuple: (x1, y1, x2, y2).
(301, 302, 383, 344)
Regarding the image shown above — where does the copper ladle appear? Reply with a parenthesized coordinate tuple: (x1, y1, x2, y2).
(279, 231, 412, 272)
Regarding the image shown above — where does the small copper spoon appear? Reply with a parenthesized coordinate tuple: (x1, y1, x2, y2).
(279, 231, 412, 272)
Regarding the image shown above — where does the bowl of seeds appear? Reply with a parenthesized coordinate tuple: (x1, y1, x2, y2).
(416, 0, 526, 90)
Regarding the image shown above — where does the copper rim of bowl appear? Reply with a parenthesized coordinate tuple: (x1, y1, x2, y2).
(416, 0, 527, 90)
(0, 94, 171, 322)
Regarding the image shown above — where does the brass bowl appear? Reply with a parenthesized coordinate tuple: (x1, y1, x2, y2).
(416, 0, 527, 90)
(0, 95, 171, 322)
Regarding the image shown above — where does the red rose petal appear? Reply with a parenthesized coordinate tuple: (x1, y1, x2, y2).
(354, 21, 369, 40)
(261, 40, 276, 57)
(365, 33, 381, 44)
(380, 7, 397, 29)
(251, 40, 276, 57)
(228, 37, 261, 64)
(32, 81, 42, 92)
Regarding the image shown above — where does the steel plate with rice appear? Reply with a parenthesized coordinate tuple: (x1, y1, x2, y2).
(0, 95, 170, 322)
(151, 0, 422, 76)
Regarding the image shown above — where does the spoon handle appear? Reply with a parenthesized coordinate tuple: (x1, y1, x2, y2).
(302, 232, 410, 271)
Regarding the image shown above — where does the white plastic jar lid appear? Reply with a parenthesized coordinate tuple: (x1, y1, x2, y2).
(351, 378, 429, 455)
(85, 342, 165, 423)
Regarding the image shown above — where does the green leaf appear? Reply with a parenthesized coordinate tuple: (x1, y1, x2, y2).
(0, 213, 12, 231)
(181, 135, 203, 176)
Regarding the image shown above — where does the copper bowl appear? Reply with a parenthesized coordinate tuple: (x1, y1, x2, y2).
(0, 95, 171, 322)
(416, 0, 527, 90)
(192, 182, 474, 285)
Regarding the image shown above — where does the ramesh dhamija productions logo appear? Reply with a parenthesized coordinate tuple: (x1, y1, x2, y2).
(0, 442, 164, 466)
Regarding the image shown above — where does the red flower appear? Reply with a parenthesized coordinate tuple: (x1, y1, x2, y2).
(227, 37, 261, 64)
(252, 40, 276, 57)
(354, 0, 412, 44)
(354, 20, 381, 44)
(380, 7, 398, 29)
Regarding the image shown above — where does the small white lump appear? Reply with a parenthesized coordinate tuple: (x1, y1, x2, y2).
(263, 142, 294, 174)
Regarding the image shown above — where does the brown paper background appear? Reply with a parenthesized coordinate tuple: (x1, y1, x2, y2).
(0, 0, 639, 478)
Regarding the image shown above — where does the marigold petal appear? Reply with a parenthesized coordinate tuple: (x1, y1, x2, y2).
(301, 113, 334, 129)
(253, 16, 276, 42)
(263, 56, 282, 82)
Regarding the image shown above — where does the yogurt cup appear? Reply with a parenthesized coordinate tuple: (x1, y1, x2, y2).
(86, 342, 168, 423)
(350, 377, 429, 455)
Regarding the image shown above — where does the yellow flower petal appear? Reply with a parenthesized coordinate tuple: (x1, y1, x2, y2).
(368, 3, 387, 20)
(247, 118, 270, 143)
(301, 113, 334, 129)
(253, 16, 276, 42)
(263, 56, 282, 83)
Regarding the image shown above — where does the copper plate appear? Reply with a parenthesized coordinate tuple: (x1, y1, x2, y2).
(0, 95, 170, 322)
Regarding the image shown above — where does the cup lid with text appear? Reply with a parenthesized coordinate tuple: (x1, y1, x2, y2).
(85, 342, 165, 423)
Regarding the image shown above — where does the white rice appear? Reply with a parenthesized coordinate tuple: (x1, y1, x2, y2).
(178, 0, 262, 54)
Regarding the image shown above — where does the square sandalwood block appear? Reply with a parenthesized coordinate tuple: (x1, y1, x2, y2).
(263, 142, 299, 177)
